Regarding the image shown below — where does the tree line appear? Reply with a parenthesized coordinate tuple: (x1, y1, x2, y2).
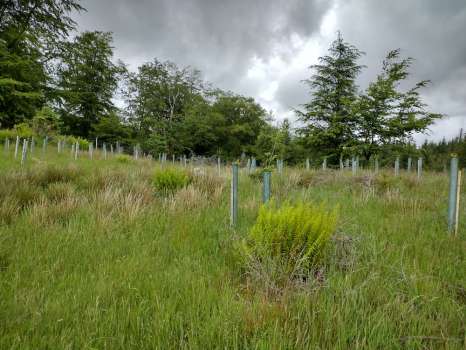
(1, 1, 457, 168)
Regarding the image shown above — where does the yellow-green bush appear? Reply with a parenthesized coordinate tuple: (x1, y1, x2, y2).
(66, 136, 89, 148)
(14, 123, 34, 138)
(244, 201, 337, 272)
(0, 129, 18, 141)
(115, 154, 132, 163)
(0, 124, 34, 141)
(152, 167, 191, 194)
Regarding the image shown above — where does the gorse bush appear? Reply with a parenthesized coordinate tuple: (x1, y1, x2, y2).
(243, 201, 337, 273)
(152, 167, 191, 194)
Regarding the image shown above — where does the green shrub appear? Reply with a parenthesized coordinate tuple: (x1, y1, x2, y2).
(0, 125, 35, 141)
(152, 167, 191, 194)
(0, 129, 17, 141)
(115, 154, 132, 163)
(14, 123, 34, 138)
(243, 201, 337, 273)
(58, 135, 89, 148)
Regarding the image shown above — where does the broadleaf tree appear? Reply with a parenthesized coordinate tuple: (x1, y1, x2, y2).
(124, 59, 204, 154)
(355, 49, 442, 159)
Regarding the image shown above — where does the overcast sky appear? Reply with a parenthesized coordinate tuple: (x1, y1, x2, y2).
(73, 0, 466, 143)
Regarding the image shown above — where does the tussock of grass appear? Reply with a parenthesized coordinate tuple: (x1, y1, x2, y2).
(0, 197, 20, 224)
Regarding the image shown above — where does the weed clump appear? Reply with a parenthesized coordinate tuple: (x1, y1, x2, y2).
(152, 167, 191, 194)
(374, 173, 401, 193)
(248, 167, 274, 182)
(296, 171, 315, 187)
(248, 169, 263, 181)
(243, 201, 337, 275)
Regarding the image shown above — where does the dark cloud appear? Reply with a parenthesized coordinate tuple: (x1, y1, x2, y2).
(73, 0, 466, 142)
(74, 0, 330, 85)
(334, 0, 466, 141)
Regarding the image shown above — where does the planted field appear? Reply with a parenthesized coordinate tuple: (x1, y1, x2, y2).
(0, 151, 465, 349)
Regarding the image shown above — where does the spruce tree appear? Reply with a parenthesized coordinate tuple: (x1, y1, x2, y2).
(298, 32, 364, 160)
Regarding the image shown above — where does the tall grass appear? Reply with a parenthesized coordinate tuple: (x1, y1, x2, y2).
(0, 150, 464, 349)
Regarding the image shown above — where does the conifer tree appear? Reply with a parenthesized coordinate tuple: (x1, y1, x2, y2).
(298, 32, 364, 160)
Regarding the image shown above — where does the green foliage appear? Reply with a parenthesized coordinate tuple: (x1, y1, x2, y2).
(248, 169, 265, 182)
(355, 49, 443, 159)
(209, 92, 267, 158)
(298, 35, 441, 164)
(0, 129, 17, 141)
(14, 123, 34, 138)
(152, 167, 191, 194)
(125, 59, 204, 155)
(115, 154, 132, 163)
(32, 106, 60, 136)
(57, 31, 126, 137)
(60, 135, 88, 148)
(298, 32, 364, 159)
(244, 202, 337, 273)
(0, 0, 84, 128)
(76, 138, 89, 149)
(91, 112, 131, 144)
(421, 134, 466, 170)
(0, 0, 447, 168)
(0, 33, 45, 128)
(126, 62, 267, 158)
(0, 1, 84, 43)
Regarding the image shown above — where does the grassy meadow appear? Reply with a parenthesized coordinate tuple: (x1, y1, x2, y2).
(0, 147, 465, 349)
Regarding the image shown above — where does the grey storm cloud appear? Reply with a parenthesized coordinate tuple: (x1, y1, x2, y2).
(73, 0, 466, 141)
(334, 0, 466, 140)
(74, 0, 330, 85)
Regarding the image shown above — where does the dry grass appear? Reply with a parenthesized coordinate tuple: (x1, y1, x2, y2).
(166, 185, 208, 212)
